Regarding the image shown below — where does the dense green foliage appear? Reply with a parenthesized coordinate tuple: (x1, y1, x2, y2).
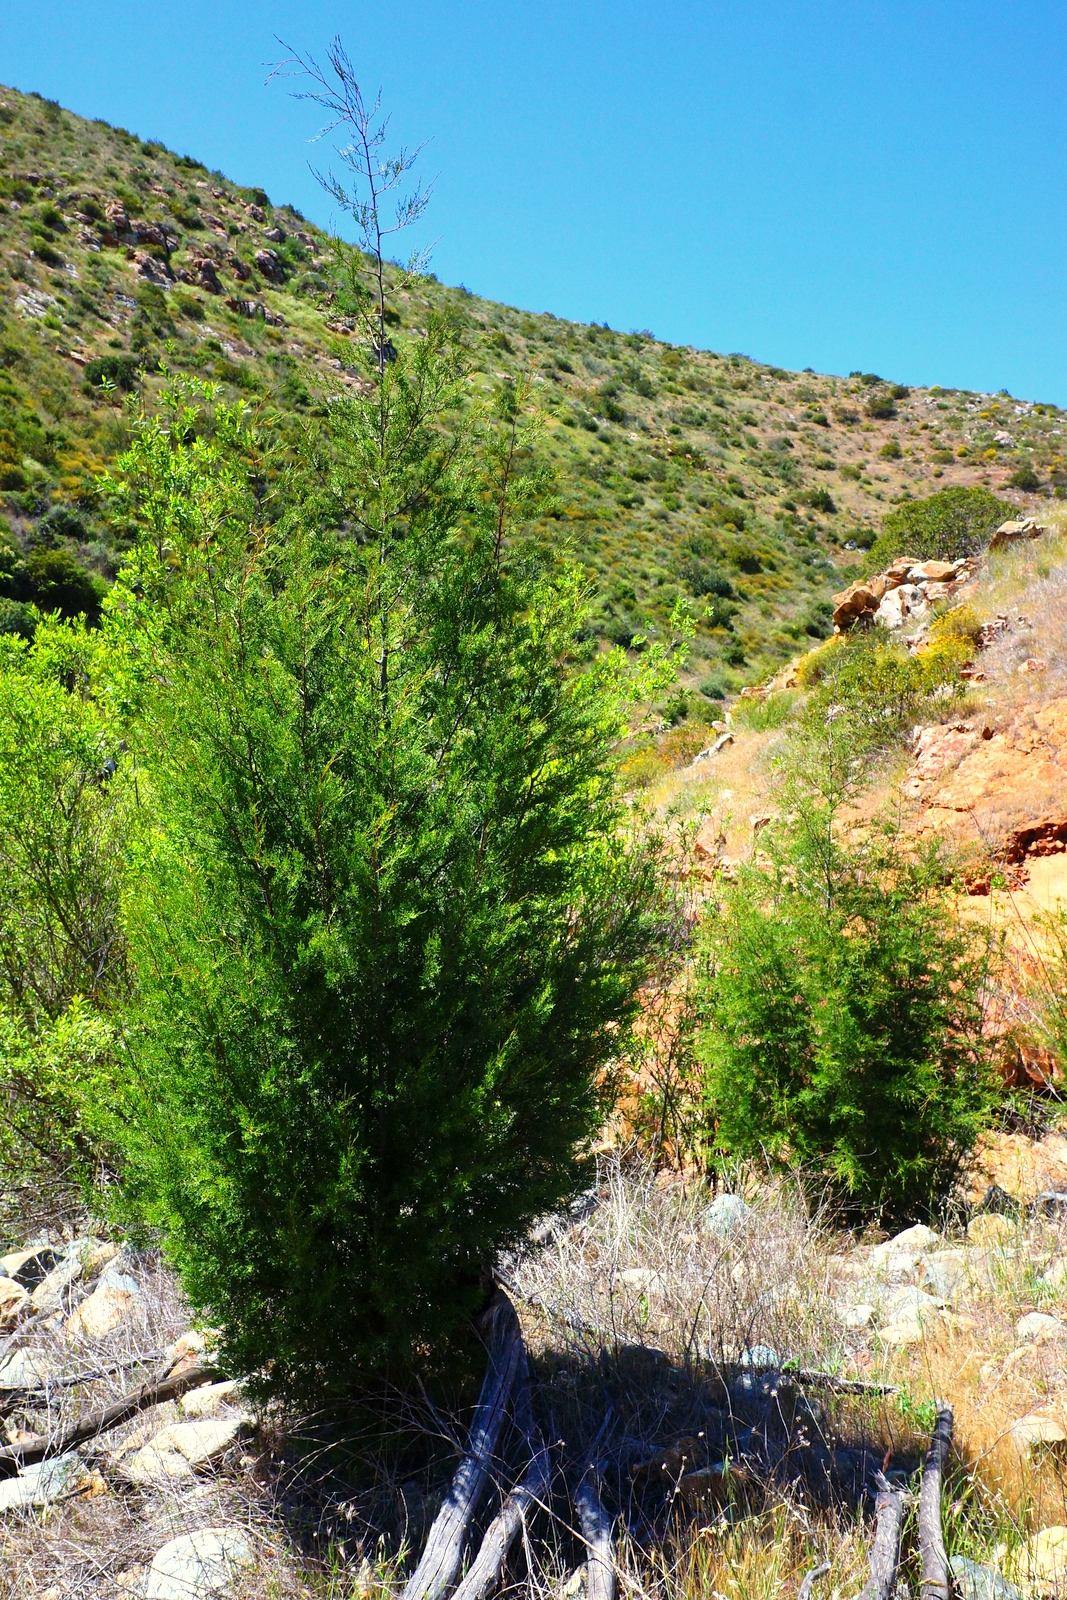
(0, 619, 125, 1186)
(95, 352, 674, 1398)
(697, 721, 995, 1222)
(868, 485, 1011, 567)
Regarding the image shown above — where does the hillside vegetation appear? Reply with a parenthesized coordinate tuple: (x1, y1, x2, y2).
(0, 82, 1063, 696)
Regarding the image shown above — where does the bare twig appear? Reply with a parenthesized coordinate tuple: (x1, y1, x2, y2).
(0, 1361, 222, 1470)
(919, 1405, 953, 1600)
(402, 1291, 524, 1600)
(792, 1368, 901, 1398)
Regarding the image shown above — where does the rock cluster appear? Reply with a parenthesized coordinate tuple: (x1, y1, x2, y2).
(832, 556, 977, 633)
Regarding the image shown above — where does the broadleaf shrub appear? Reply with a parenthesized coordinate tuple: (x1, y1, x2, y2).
(868, 485, 1011, 568)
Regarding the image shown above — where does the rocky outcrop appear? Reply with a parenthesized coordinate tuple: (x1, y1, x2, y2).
(253, 248, 285, 283)
(832, 555, 977, 633)
(990, 517, 1049, 550)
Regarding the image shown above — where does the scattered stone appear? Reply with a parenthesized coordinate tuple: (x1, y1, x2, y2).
(886, 1286, 942, 1318)
(950, 1555, 1021, 1600)
(121, 1417, 250, 1484)
(30, 1255, 84, 1314)
(0, 1452, 88, 1513)
(990, 518, 1048, 550)
(739, 1344, 780, 1369)
(1015, 1312, 1066, 1343)
(0, 1349, 56, 1389)
(64, 1279, 140, 1340)
(704, 1194, 750, 1238)
(886, 1223, 940, 1252)
(0, 1245, 57, 1289)
(254, 248, 285, 282)
(144, 1529, 254, 1600)
(837, 1303, 875, 1329)
(178, 1380, 241, 1419)
(1010, 1414, 1067, 1458)
(1007, 1525, 1067, 1591)
(0, 1276, 30, 1332)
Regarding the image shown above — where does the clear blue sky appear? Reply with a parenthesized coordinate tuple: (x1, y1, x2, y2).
(2, 2, 1065, 400)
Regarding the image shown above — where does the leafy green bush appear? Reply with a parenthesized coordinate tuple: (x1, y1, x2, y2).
(868, 485, 1011, 568)
(803, 487, 836, 514)
(99, 360, 675, 1400)
(865, 394, 897, 420)
(697, 731, 995, 1221)
(25, 549, 106, 622)
(879, 440, 902, 460)
(83, 354, 141, 392)
(0, 620, 127, 1189)
(1009, 463, 1040, 491)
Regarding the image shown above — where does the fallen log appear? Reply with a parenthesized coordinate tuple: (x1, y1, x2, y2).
(855, 1482, 906, 1600)
(450, 1352, 550, 1600)
(403, 1290, 524, 1600)
(0, 1361, 222, 1472)
(919, 1405, 954, 1600)
(576, 1472, 615, 1600)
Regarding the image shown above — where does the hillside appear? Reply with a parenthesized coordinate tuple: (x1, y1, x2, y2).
(1, 82, 1063, 697)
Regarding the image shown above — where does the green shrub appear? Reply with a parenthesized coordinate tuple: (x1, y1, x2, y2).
(868, 485, 1011, 568)
(879, 439, 902, 460)
(0, 599, 34, 639)
(866, 394, 897, 420)
(803, 487, 836, 514)
(98, 360, 675, 1400)
(1009, 463, 1040, 491)
(0, 620, 127, 1182)
(84, 354, 141, 392)
(730, 690, 798, 731)
(697, 734, 995, 1221)
(25, 549, 106, 622)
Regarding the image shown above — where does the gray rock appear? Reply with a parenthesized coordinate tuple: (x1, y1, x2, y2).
(739, 1343, 780, 1369)
(950, 1556, 1021, 1600)
(885, 1285, 942, 1319)
(122, 1417, 250, 1484)
(145, 1529, 254, 1598)
(29, 1254, 84, 1314)
(704, 1194, 750, 1238)
(0, 1348, 56, 1389)
(0, 1246, 57, 1291)
(0, 1452, 87, 1513)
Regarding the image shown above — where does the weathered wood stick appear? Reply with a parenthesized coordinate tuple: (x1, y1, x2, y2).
(403, 1290, 524, 1600)
(792, 1369, 901, 1398)
(919, 1405, 954, 1600)
(576, 1472, 615, 1600)
(451, 1353, 550, 1600)
(0, 1362, 223, 1472)
(798, 1562, 832, 1600)
(856, 1485, 906, 1600)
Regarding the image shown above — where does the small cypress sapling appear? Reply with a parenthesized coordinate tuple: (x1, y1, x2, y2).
(99, 359, 679, 1396)
(696, 711, 997, 1223)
